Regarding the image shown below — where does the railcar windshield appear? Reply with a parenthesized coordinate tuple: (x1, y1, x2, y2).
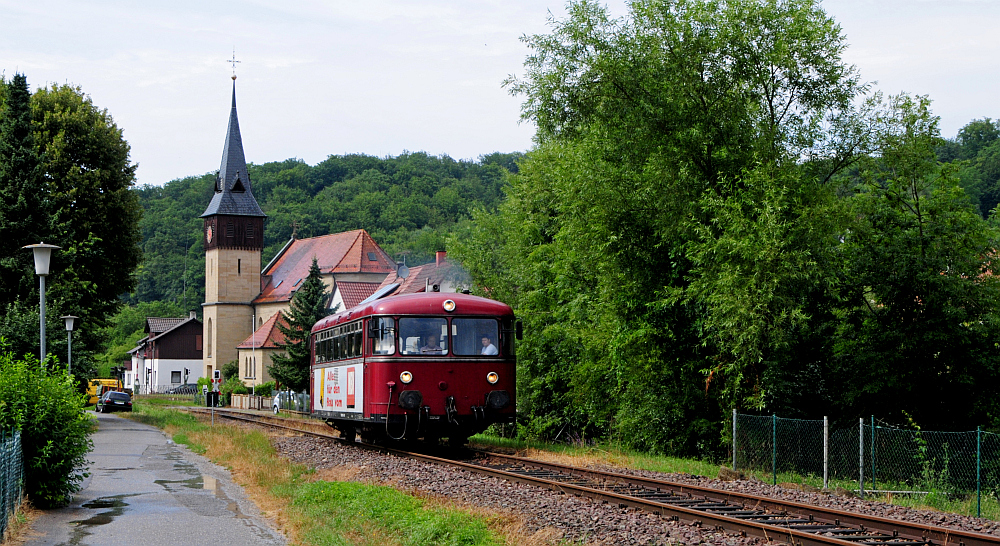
(399, 317, 448, 355)
(451, 318, 500, 356)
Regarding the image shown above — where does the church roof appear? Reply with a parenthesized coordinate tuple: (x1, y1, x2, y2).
(201, 81, 266, 218)
(237, 311, 288, 349)
(255, 229, 396, 304)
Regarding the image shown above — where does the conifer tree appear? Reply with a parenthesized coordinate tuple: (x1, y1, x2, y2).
(268, 257, 328, 391)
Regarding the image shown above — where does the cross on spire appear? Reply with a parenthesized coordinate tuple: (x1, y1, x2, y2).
(228, 49, 240, 80)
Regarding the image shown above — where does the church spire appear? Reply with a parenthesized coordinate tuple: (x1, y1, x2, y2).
(201, 79, 265, 218)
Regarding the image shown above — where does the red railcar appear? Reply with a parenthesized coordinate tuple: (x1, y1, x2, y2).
(309, 292, 518, 444)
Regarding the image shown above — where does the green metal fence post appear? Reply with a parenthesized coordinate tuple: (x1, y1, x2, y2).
(871, 415, 876, 493)
(732, 409, 737, 471)
(772, 414, 777, 486)
(978, 426, 982, 518)
(859, 417, 865, 499)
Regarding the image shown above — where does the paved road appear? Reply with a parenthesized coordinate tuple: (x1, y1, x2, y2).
(25, 412, 285, 546)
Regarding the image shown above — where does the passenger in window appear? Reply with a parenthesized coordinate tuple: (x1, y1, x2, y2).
(481, 335, 498, 355)
(420, 334, 444, 354)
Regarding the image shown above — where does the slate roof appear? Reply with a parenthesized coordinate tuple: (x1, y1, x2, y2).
(200, 81, 266, 218)
(236, 311, 288, 349)
(335, 281, 381, 309)
(255, 230, 395, 304)
(145, 317, 186, 335)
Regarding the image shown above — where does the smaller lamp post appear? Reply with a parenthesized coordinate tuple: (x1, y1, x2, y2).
(22, 243, 61, 363)
(61, 315, 78, 375)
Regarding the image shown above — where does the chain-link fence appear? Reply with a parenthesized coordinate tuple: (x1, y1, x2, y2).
(733, 412, 1000, 517)
(0, 429, 24, 540)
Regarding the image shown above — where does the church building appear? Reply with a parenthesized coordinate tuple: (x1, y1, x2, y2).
(200, 79, 398, 387)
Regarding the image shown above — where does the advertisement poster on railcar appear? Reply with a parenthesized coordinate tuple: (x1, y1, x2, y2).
(314, 365, 363, 413)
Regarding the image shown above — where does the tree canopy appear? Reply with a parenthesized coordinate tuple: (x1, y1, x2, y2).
(452, 0, 1000, 455)
(0, 75, 141, 379)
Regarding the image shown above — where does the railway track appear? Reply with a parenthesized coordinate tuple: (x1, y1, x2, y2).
(185, 407, 999, 546)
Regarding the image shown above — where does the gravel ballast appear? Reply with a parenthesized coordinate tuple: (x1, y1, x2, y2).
(266, 431, 999, 545)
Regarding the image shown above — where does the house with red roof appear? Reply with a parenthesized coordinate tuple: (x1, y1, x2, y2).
(371, 251, 470, 298)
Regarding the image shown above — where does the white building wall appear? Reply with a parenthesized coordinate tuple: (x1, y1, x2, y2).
(150, 358, 204, 391)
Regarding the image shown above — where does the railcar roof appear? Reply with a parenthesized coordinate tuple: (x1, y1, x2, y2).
(311, 292, 513, 333)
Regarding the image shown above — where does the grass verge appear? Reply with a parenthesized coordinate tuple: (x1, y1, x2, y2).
(125, 403, 527, 545)
(1, 498, 40, 545)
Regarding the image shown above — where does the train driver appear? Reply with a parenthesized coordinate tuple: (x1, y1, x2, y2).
(481, 335, 498, 355)
(420, 334, 444, 354)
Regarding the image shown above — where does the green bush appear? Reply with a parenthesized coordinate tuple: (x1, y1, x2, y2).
(0, 350, 93, 507)
(254, 381, 275, 396)
(221, 359, 239, 382)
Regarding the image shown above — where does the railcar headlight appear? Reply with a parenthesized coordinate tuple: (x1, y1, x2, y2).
(487, 371, 499, 384)
(443, 299, 456, 312)
(400, 371, 413, 384)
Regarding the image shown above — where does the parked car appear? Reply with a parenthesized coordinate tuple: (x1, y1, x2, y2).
(164, 384, 197, 395)
(96, 391, 133, 413)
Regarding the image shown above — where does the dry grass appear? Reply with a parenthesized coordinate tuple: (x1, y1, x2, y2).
(1, 499, 41, 545)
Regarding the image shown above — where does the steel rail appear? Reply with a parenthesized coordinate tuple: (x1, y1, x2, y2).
(472, 454, 997, 546)
(183, 408, 998, 546)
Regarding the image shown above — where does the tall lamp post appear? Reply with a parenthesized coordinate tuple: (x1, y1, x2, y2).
(61, 315, 78, 375)
(22, 243, 60, 363)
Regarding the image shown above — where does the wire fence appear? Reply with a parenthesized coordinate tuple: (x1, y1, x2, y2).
(0, 429, 24, 540)
(733, 412, 1000, 517)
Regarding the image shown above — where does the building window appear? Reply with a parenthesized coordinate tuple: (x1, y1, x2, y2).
(238, 258, 242, 275)
(207, 318, 213, 357)
(171, 371, 181, 384)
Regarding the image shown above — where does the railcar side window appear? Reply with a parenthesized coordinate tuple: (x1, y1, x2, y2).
(372, 317, 395, 355)
(451, 318, 500, 356)
(399, 317, 448, 355)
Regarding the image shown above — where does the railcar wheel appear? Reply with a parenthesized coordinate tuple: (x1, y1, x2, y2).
(340, 426, 356, 442)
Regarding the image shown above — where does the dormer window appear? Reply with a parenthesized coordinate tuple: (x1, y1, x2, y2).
(232, 173, 246, 193)
(367, 252, 377, 261)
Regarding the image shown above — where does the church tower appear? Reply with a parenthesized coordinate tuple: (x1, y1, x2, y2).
(201, 78, 266, 380)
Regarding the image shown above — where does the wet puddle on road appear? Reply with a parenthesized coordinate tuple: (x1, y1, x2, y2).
(62, 495, 134, 545)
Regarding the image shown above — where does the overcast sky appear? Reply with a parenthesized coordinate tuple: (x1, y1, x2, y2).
(2, 0, 999, 187)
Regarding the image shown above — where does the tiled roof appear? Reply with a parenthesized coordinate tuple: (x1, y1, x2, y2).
(200, 82, 265, 218)
(237, 311, 289, 349)
(336, 281, 381, 309)
(145, 317, 185, 335)
(255, 230, 395, 304)
(372, 258, 467, 296)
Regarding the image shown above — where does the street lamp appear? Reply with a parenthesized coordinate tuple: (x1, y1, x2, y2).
(61, 315, 78, 375)
(22, 243, 60, 363)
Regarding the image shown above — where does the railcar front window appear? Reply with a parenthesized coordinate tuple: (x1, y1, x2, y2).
(451, 318, 500, 356)
(372, 317, 395, 355)
(399, 317, 448, 355)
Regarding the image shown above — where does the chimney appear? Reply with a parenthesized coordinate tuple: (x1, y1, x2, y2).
(189, 311, 197, 320)
(436, 251, 446, 267)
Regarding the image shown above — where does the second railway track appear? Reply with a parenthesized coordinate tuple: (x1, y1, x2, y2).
(185, 407, 999, 546)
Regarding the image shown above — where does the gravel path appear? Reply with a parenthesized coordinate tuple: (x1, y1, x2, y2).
(264, 430, 999, 545)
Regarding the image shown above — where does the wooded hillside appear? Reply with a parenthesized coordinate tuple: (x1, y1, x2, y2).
(132, 151, 521, 308)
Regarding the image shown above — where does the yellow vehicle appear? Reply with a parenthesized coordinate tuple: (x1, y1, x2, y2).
(87, 378, 123, 405)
